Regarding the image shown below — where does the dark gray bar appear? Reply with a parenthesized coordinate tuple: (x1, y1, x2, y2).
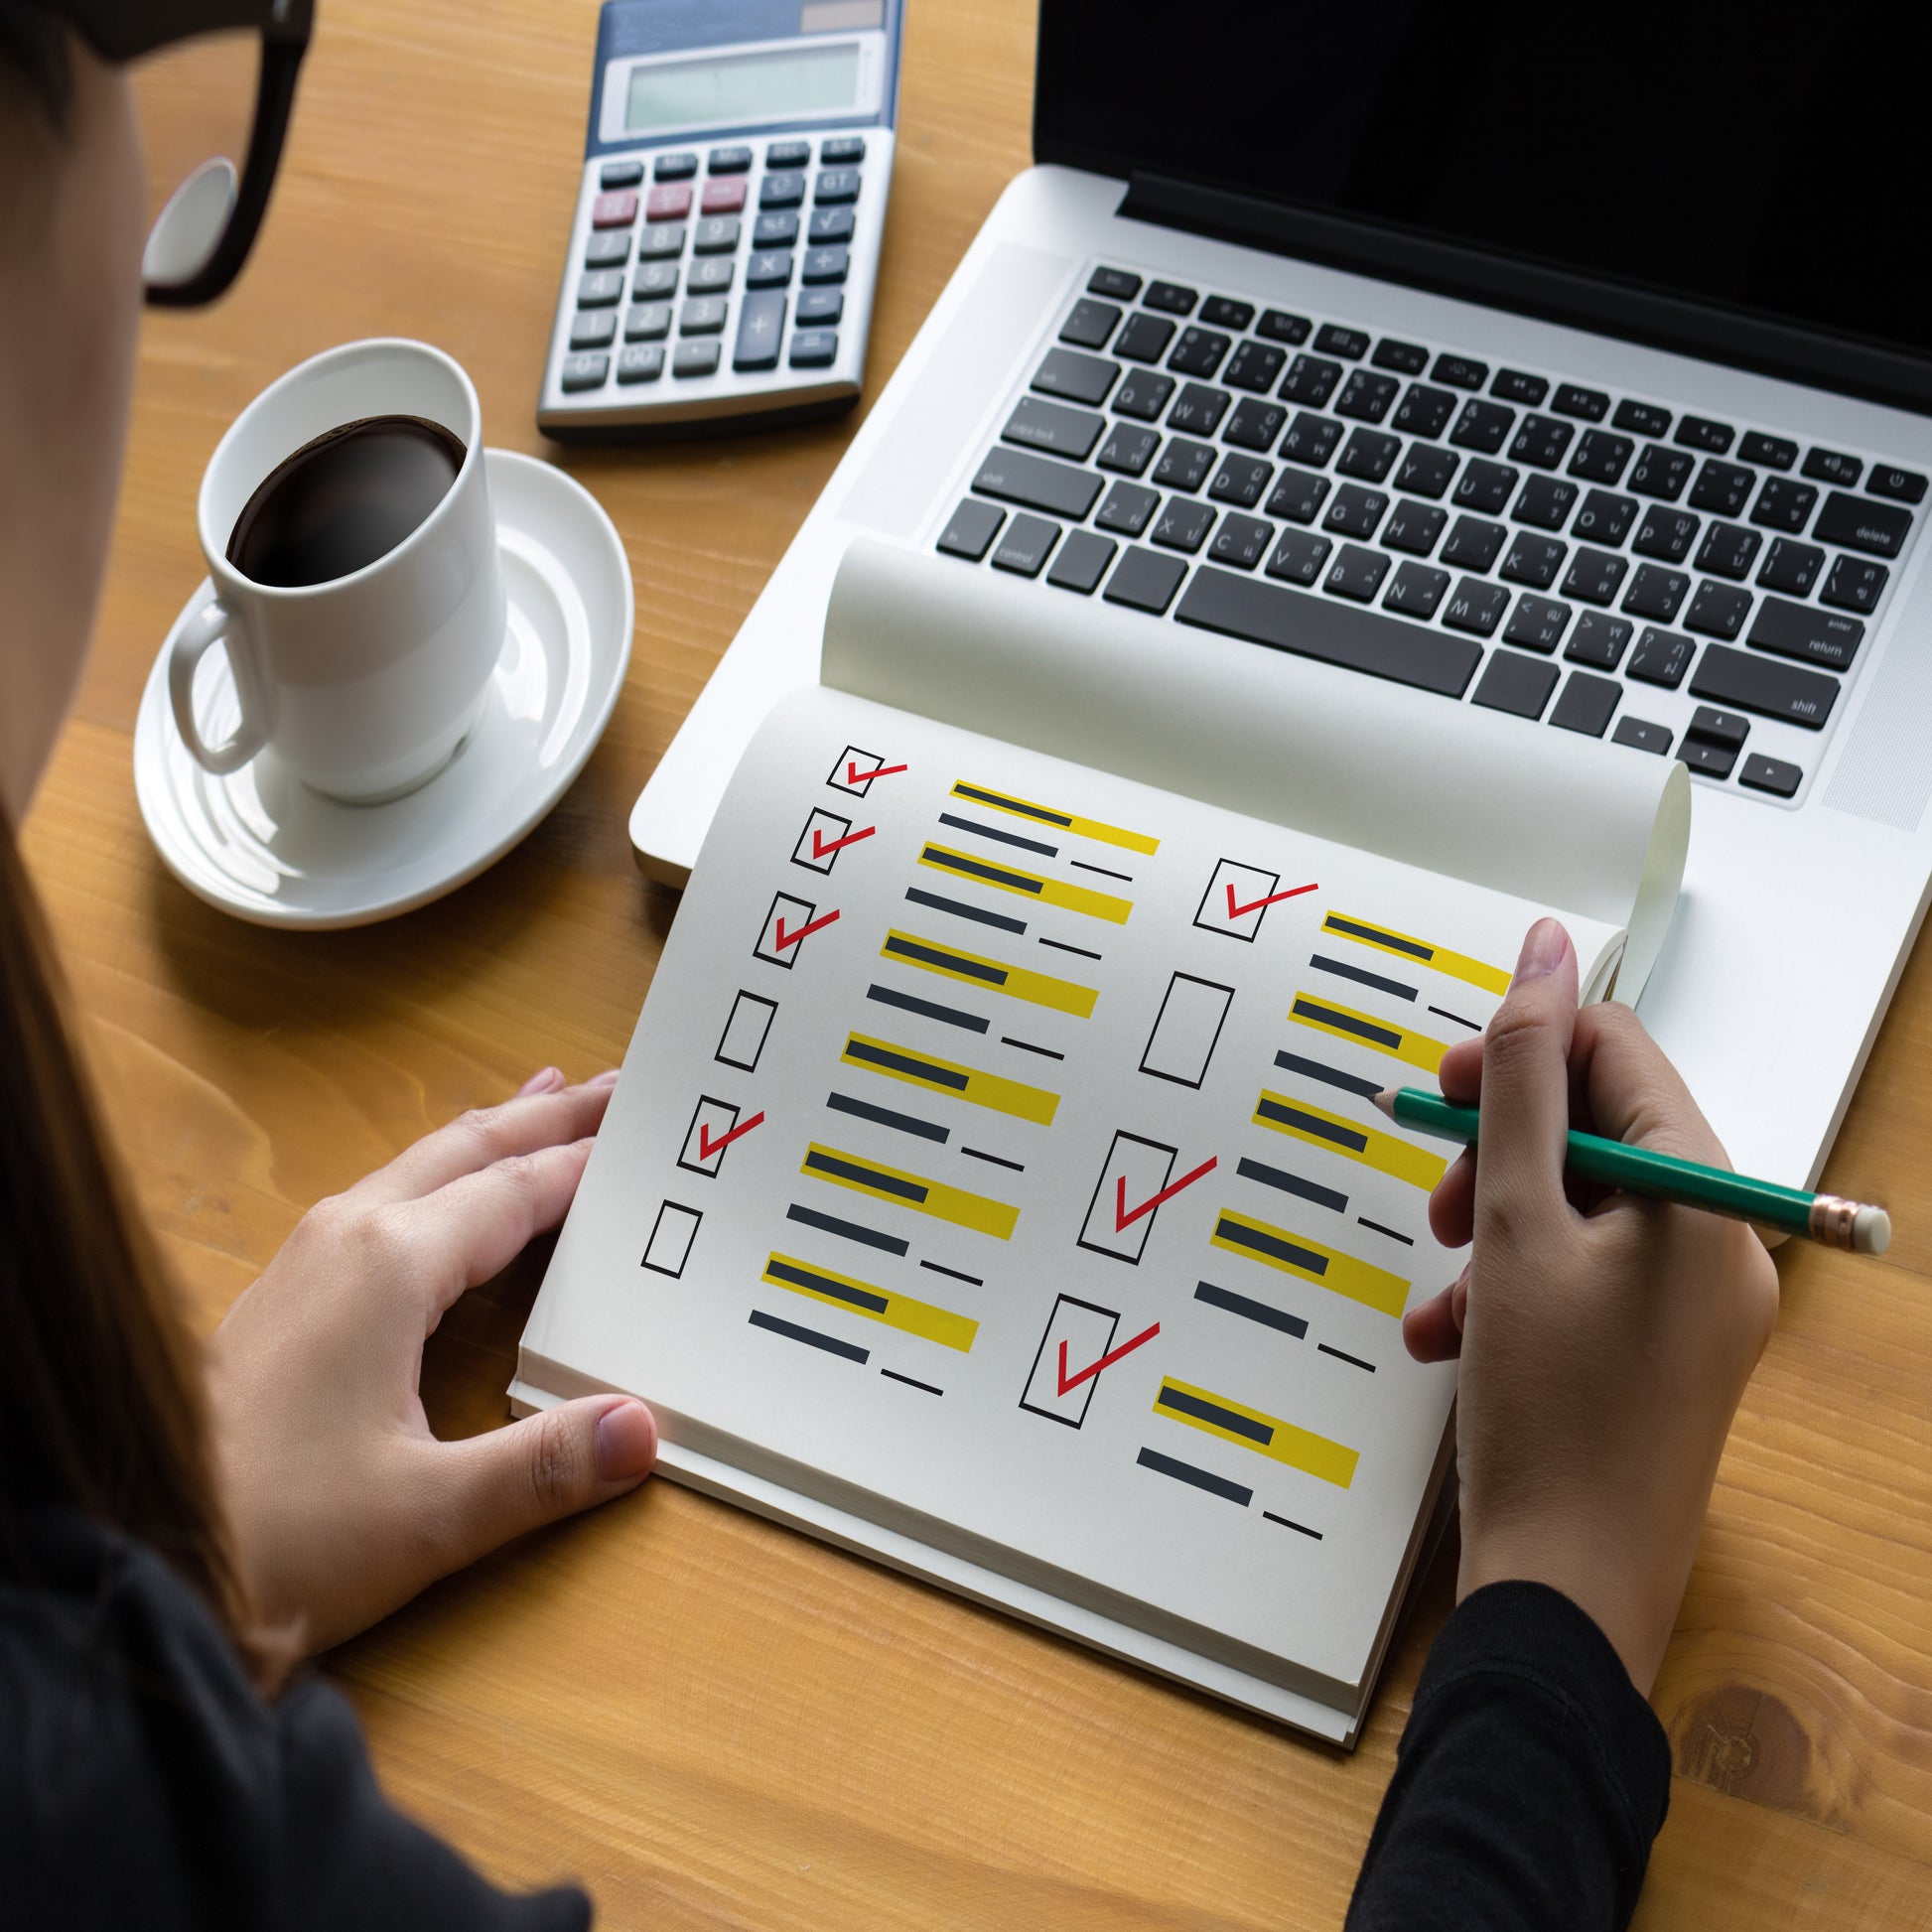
(1214, 1214, 1329, 1277)
(904, 887, 1026, 934)
(749, 1308, 869, 1362)
(1236, 1156, 1347, 1214)
(937, 811, 1058, 856)
(804, 1150, 927, 1202)
(844, 1037, 968, 1089)
(868, 982, 989, 1033)
(1194, 1280, 1309, 1339)
(785, 1202, 908, 1256)
(884, 937, 1007, 985)
(765, 1257, 889, 1313)
(951, 781, 1070, 827)
(827, 1091, 949, 1143)
(1157, 1381, 1274, 1446)
(1322, 913, 1433, 961)
(1137, 1446, 1253, 1506)
(1276, 1049, 1382, 1100)
(1311, 952, 1418, 1002)
(1256, 1098, 1369, 1153)
(1292, 996, 1402, 1048)
(920, 846, 1043, 895)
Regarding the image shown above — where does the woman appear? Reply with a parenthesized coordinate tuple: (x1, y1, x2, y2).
(0, 9, 1779, 1928)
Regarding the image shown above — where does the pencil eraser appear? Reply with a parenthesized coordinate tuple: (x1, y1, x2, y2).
(1855, 1205, 1891, 1256)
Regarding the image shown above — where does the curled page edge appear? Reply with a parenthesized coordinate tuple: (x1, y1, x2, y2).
(822, 539, 1690, 1003)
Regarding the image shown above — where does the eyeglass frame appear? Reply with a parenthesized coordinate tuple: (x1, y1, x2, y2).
(53, 0, 315, 308)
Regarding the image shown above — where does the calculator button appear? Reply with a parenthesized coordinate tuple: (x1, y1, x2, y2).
(560, 351, 609, 392)
(754, 209, 799, 247)
(820, 135, 867, 164)
(599, 159, 643, 190)
(809, 206, 855, 245)
(796, 287, 842, 326)
(802, 245, 849, 284)
(701, 178, 747, 215)
(693, 216, 740, 254)
(637, 222, 684, 259)
(569, 310, 618, 349)
(592, 191, 638, 229)
(734, 290, 786, 371)
(707, 145, 753, 174)
(577, 269, 625, 308)
(653, 151, 698, 180)
(617, 344, 664, 384)
(645, 183, 691, 221)
(747, 249, 793, 288)
(679, 296, 728, 335)
(623, 301, 671, 342)
(688, 256, 734, 295)
(760, 172, 806, 209)
(583, 230, 630, 269)
(789, 328, 839, 368)
(765, 139, 812, 170)
(673, 340, 721, 378)
(632, 260, 677, 300)
(815, 167, 862, 205)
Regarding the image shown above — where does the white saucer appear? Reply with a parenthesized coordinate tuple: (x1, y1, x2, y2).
(134, 449, 633, 929)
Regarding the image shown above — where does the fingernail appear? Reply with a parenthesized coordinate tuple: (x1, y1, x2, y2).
(595, 1399, 658, 1482)
(1514, 917, 1570, 983)
(588, 1067, 621, 1088)
(515, 1066, 564, 1097)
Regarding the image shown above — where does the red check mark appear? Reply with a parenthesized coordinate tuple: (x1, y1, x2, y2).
(698, 1111, 764, 1161)
(847, 759, 908, 784)
(1226, 879, 1318, 919)
(1057, 1320, 1162, 1396)
(773, 908, 840, 951)
(1116, 1155, 1218, 1231)
(811, 823, 876, 859)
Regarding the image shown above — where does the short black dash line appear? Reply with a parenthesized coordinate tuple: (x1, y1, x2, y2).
(1429, 1004, 1482, 1032)
(881, 1368, 944, 1395)
(1001, 1035, 1065, 1061)
(919, 1258, 984, 1287)
(1069, 860, 1134, 882)
(1356, 1215, 1415, 1247)
(1263, 1511, 1324, 1539)
(961, 1146, 1025, 1173)
(1036, 936, 1103, 960)
(1318, 1342, 1377, 1373)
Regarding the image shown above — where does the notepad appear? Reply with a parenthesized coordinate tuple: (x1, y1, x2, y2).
(512, 542, 1690, 1744)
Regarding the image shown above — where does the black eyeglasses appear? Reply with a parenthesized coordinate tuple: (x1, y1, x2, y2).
(56, 0, 314, 307)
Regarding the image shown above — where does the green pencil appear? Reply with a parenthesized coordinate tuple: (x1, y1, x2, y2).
(1373, 1087, 1892, 1255)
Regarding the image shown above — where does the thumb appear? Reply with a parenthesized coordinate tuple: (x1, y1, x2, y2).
(1473, 917, 1581, 1236)
(436, 1395, 658, 1567)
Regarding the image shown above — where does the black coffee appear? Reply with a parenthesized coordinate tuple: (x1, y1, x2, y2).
(225, 414, 466, 589)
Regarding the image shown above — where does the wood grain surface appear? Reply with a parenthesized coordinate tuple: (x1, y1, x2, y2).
(23, 1, 1932, 1923)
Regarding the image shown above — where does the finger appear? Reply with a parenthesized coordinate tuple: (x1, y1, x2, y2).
(1569, 1001, 1729, 1168)
(349, 1075, 620, 1206)
(1428, 1145, 1477, 1249)
(1437, 1034, 1484, 1106)
(1403, 1268, 1469, 1362)
(431, 1395, 658, 1573)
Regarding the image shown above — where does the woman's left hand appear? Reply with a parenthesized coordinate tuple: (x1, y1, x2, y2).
(207, 1067, 658, 1655)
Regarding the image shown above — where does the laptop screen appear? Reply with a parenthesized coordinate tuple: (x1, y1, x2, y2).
(1034, 0, 1930, 368)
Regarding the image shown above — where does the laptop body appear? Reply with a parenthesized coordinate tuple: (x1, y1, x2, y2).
(628, 0, 1932, 1191)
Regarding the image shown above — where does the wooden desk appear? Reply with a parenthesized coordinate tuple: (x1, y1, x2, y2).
(26, 2, 1932, 1922)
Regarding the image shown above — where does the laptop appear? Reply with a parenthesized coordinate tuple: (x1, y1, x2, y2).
(627, 0, 1932, 1191)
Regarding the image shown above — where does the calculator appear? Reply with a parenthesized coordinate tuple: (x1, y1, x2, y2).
(535, 0, 904, 442)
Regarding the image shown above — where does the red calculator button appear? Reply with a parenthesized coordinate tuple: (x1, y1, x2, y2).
(701, 178, 748, 214)
(591, 190, 638, 229)
(646, 182, 693, 220)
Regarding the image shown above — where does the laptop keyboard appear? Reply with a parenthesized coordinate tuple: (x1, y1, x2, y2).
(934, 265, 1927, 803)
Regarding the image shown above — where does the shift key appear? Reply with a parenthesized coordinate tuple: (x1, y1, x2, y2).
(972, 446, 1105, 521)
(1001, 394, 1106, 462)
(1690, 642, 1839, 729)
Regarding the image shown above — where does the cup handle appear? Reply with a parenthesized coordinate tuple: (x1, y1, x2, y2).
(169, 596, 269, 775)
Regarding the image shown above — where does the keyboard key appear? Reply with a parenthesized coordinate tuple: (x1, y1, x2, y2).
(1513, 475, 1578, 530)
(1394, 383, 1455, 439)
(820, 135, 866, 164)
(1281, 412, 1342, 467)
(1105, 545, 1189, 613)
(1814, 488, 1912, 557)
(1325, 543, 1391, 602)
(1170, 328, 1232, 378)
(1153, 498, 1215, 553)
(1175, 566, 1484, 696)
(623, 301, 671, 342)
(1568, 430, 1634, 485)
(1628, 444, 1694, 501)
(638, 221, 685, 258)
(764, 139, 811, 170)
(693, 215, 741, 253)
(1452, 459, 1519, 514)
(1755, 537, 1823, 596)
(1281, 354, 1342, 406)
(973, 448, 1105, 521)
(1613, 399, 1671, 438)
(1265, 528, 1332, 585)
(1224, 341, 1288, 393)
(814, 167, 861, 205)
(1492, 369, 1548, 406)
(1058, 299, 1121, 350)
(1802, 446, 1862, 486)
(796, 287, 842, 325)
(1689, 459, 1754, 517)
(1208, 512, 1274, 570)
(1395, 445, 1458, 499)
(1678, 738, 1737, 778)
(1622, 563, 1689, 622)
(1472, 648, 1559, 718)
(1336, 428, 1402, 483)
(678, 295, 728, 334)
(1383, 500, 1448, 556)
(1323, 483, 1390, 538)
(1739, 753, 1803, 797)
(1613, 716, 1672, 754)
(1223, 398, 1288, 452)
(747, 249, 793, 288)
(1442, 516, 1506, 571)
(600, 158, 644, 189)
(1748, 596, 1863, 670)
(569, 308, 618, 348)
(583, 230, 631, 268)
(1265, 469, 1332, 524)
(1696, 521, 1760, 580)
(991, 513, 1061, 577)
(788, 329, 838, 368)
(1034, 347, 1119, 407)
(1201, 295, 1255, 330)
(1334, 369, 1402, 423)
(1443, 578, 1511, 637)
(1821, 553, 1888, 614)
(1503, 593, 1572, 652)
(1553, 383, 1610, 422)
(1096, 422, 1160, 476)
(1561, 547, 1627, 607)
(1372, 338, 1430, 375)
(1113, 368, 1176, 421)
(1633, 507, 1700, 563)
(1510, 414, 1575, 470)
(1430, 353, 1487, 390)
(1097, 481, 1160, 536)
(615, 342, 662, 385)
(1573, 488, 1638, 545)
(1627, 626, 1694, 688)
(1450, 399, 1516, 454)
(1154, 437, 1216, 492)
(1868, 465, 1928, 503)
(1144, 280, 1197, 315)
(1685, 581, 1751, 639)
(1114, 313, 1175, 362)
(1751, 476, 1818, 531)
(1566, 611, 1632, 668)
(1383, 559, 1451, 618)
(1674, 414, 1734, 454)
(1687, 705, 1750, 748)
(1690, 643, 1839, 727)
(1089, 266, 1141, 300)
(1549, 670, 1621, 737)
(1501, 533, 1566, 589)
(1314, 322, 1370, 359)
(559, 350, 609, 391)
(594, 190, 640, 228)
(1258, 310, 1311, 344)
(1168, 382, 1231, 435)
(802, 245, 849, 284)
(671, 340, 720, 377)
(1004, 395, 1105, 461)
(1738, 431, 1796, 470)
(1046, 529, 1118, 594)
(578, 269, 626, 308)
(1208, 455, 1274, 508)
(687, 255, 734, 294)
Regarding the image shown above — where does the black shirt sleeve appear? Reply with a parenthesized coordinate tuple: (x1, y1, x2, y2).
(1346, 1581, 1672, 1932)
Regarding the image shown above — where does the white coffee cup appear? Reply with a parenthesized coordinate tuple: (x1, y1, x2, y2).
(170, 339, 505, 803)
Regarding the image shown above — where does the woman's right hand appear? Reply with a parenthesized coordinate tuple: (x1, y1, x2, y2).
(1404, 917, 1780, 1696)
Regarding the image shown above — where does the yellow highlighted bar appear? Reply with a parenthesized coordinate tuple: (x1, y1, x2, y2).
(1253, 1090, 1449, 1190)
(1290, 994, 1447, 1074)
(918, 842, 1133, 925)
(843, 1034, 1059, 1125)
(882, 929, 1098, 1019)
(950, 780, 1159, 855)
(803, 1142, 1019, 1240)
(1322, 911, 1509, 997)
(1210, 1207, 1410, 1318)
(762, 1252, 979, 1353)
(1155, 1376, 1358, 1489)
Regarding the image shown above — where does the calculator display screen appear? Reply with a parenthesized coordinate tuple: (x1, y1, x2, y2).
(624, 42, 861, 134)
